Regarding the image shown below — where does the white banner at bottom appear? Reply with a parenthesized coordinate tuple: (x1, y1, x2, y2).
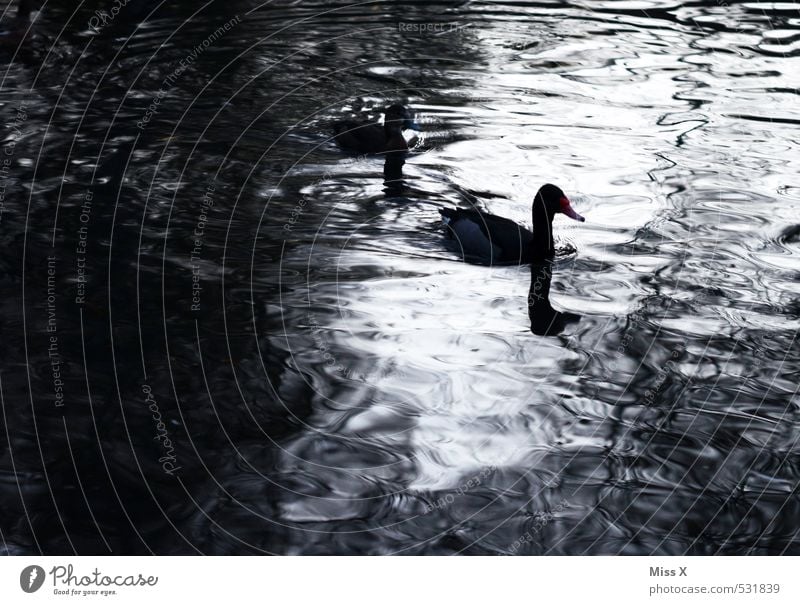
(1, 556, 796, 604)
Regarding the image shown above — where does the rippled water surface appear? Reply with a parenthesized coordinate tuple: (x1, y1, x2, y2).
(1, 0, 799, 554)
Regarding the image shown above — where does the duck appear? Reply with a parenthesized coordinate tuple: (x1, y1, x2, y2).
(440, 184, 585, 264)
(333, 104, 420, 154)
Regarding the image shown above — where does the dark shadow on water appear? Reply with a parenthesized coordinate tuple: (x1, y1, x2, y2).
(382, 151, 407, 196)
(528, 261, 580, 336)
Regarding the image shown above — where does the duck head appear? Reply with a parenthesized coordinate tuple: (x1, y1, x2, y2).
(534, 183, 585, 223)
(529, 184, 584, 260)
(383, 104, 420, 134)
(382, 105, 420, 153)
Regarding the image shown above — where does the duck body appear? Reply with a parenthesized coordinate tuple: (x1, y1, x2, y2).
(440, 184, 584, 265)
(333, 104, 419, 154)
(440, 208, 535, 264)
(333, 122, 390, 154)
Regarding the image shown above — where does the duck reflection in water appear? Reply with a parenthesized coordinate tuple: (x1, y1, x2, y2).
(528, 261, 580, 336)
(382, 150, 407, 194)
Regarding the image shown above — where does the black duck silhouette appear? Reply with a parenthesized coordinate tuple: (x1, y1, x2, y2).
(440, 184, 584, 265)
(528, 261, 580, 336)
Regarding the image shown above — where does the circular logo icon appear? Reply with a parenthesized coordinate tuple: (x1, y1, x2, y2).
(20, 565, 45, 593)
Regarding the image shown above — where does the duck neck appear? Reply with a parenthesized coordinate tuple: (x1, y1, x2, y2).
(530, 203, 555, 260)
(529, 261, 554, 309)
(383, 123, 407, 151)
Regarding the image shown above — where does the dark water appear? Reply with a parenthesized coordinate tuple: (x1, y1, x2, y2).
(1, 0, 799, 555)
